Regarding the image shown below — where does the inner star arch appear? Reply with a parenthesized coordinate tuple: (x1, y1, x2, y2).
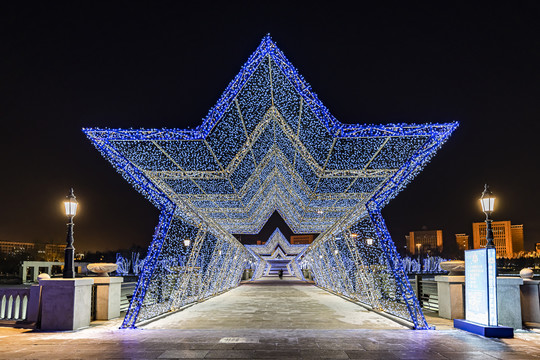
(84, 35, 457, 329)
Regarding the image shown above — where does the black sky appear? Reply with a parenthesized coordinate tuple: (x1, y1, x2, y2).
(1, 1, 539, 253)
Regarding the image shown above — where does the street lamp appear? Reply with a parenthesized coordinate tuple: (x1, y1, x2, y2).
(416, 243, 422, 262)
(480, 184, 496, 248)
(366, 238, 374, 246)
(183, 239, 191, 247)
(63, 188, 78, 278)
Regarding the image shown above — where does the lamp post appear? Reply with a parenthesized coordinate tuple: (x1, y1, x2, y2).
(480, 184, 496, 249)
(183, 238, 191, 247)
(63, 188, 78, 278)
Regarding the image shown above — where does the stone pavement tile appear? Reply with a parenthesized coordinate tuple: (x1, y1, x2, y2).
(158, 349, 209, 359)
(388, 351, 448, 359)
(345, 350, 399, 359)
(299, 349, 349, 359)
(204, 349, 256, 358)
(316, 341, 365, 350)
(233, 342, 277, 350)
(437, 351, 498, 359)
(482, 351, 540, 359)
(253, 349, 302, 358)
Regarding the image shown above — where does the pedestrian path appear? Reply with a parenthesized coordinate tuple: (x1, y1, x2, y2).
(143, 276, 406, 330)
(0, 276, 539, 359)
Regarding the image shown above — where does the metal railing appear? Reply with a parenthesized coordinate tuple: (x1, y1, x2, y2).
(120, 282, 137, 313)
(409, 275, 439, 312)
(0, 288, 30, 321)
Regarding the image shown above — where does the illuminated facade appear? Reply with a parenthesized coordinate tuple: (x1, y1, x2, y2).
(472, 221, 524, 257)
(0, 241, 35, 256)
(455, 233, 470, 251)
(85, 35, 457, 329)
(0, 240, 64, 261)
(407, 230, 443, 255)
(290, 234, 314, 244)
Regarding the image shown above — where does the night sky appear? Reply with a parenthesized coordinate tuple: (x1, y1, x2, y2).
(1, 2, 539, 253)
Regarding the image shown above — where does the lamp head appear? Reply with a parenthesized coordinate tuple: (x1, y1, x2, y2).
(480, 184, 495, 215)
(64, 188, 78, 217)
(183, 239, 191, 247)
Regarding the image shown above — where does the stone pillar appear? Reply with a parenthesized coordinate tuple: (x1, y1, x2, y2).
(435, 275, 465, 319)
(26, 285, 42, 323)
(520, 279, 540, 327)
(92, 277, 123, 320)
(39, 278, 94, 331)
(497, 277, 523, 329)
(19, 264, 26, 283)
(33, 266, 39, 282)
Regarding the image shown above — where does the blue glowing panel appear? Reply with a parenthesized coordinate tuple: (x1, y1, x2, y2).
(327, 137, 386, 170)
(241, 180, 259, 205)
(163, 178, 203, 195)
(270, 59, 302, 132)
(156, 140, 219, 171)
(294, 155, 318, 191)
(205, 103, 247, 168)
(237, 60, 272, 135)
(259, 157, 275, 184)
(465, 248, 498, 326)
(346, 177, 385, 194)
(214, 199, 243, 209)
(251, 125, 274, 164)
(230, 155, 256, 192)
(334, 198, 360, 207)
(316, 177, 353, 193)
(195, 179, 234, 194)
(369, 137, 429, 169)
(112, 141, 178, 171)
(299, 104, 334, 166)
(274, 124, 296, 165)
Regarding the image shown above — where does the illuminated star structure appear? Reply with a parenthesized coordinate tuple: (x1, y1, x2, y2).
(84, 35, 457, 329)
(246, 228, 308, 278)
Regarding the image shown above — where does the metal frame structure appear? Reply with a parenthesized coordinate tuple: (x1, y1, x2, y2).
(84, 35, 457, 329)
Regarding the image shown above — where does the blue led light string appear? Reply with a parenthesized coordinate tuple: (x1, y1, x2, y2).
(121, 209, 175, 328)
(85, 34, 457, 329)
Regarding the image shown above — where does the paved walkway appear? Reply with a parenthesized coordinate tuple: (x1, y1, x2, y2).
(143, 276, 406, 330)
(0, 276, 539, 359)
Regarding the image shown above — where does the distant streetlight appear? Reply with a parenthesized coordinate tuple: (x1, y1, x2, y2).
(416, 243, 422, 261)
(63, 188, 78, 279)
(480, 184, 496, 248)
(183, 239, 191, 247)
(366, 238, 374, 246)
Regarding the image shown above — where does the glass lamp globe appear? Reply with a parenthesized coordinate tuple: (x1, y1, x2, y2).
(480, 184, 495, 215)
(64, 188, 78, 217)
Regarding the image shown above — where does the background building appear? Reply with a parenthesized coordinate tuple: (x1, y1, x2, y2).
(0, 240, 35, 257)
(511, 224, 524, 253)
(290, 235, 314, 245)
(472, 221, 524, 257)
(0, 240, 64, 262)
(407, 230, 443, 255)
(455, 233, 470, 251)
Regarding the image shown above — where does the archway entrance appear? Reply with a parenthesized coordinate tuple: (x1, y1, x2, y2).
(85, 35, 457, 329)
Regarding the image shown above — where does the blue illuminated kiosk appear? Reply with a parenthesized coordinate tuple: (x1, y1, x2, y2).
(454, 185, 513, 338)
